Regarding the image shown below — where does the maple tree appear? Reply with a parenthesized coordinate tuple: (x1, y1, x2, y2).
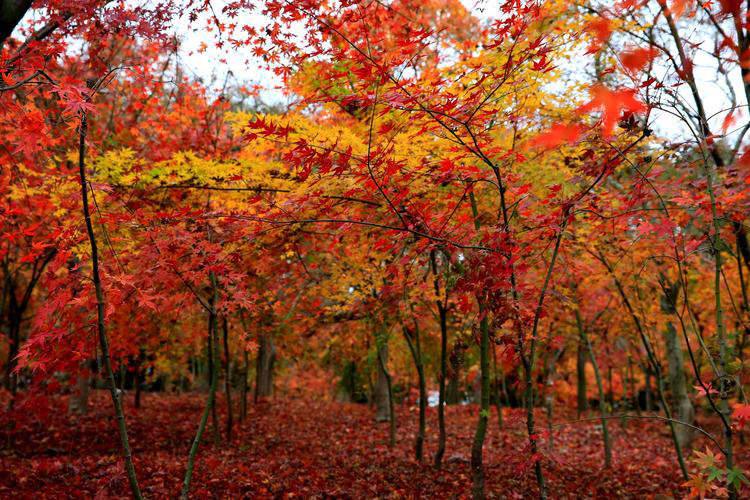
(2, 0, 750, 498)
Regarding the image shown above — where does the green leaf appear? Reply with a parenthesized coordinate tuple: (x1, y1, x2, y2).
(707, 466, 723, 483)
(727, 467, 748, 490)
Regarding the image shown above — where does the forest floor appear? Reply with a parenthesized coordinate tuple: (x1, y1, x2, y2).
(0, 390, 748, 499)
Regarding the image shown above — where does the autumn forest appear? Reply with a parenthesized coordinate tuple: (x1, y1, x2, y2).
(2, 0, 750, 498)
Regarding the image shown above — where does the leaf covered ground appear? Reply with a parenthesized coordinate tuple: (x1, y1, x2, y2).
(0, 391, 747, 498)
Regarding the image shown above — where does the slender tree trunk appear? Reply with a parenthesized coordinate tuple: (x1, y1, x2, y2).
(492, 346, 503, 430)
(543, 349, 562, 451)
(78, 110, 142, 499)
(69, 361, 92, 415)
(134, 367, 142, 409)
(629, 355, 640, 417)
(432, 250, 448, 468)
(653, 365, 690, 479)
(577, 310, 611, 468)
(598, 252, 688, 479)
(665, 320, 695, 451)
(446, 358, 460, 405)
(656, 8, 737, 493)
(5, 309, 20, 400)
(577, 328, 588, 418)
(238, 312, 250, 421)
(471, 309, 490, 500)
(707, 176, 736, 497)
(222, 317, 233, 442)
(208, 321, 220, 446)
(376, 330, 395, 448)
(374, 335, 391, 423)
(255, 333, 275, 401)
(467, 190, 490, 499)
(181, 271, 219, 500)
(736, 239, 749, 445)
(403, 324, 426, 462)
(240, 349, 249, 422)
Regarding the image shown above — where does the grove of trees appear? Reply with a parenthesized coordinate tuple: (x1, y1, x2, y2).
(2, 0, 750, 498)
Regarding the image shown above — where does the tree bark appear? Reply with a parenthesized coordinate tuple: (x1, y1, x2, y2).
(181, 271, 220, 500)
(492, 345, 504, 430)
(255, 333, 275, 401)
(78, 110, 142, 499)
(0, 0, 33, 47)
(4, 311, 20, 397)
(222, 316, 233, 442)
(68, 361, 92, 415)
(577, 310, 611, 468)
(208, 319, 220, 446)
(576, 328, 588, 418)
(374, 337, 391, 422)
(597, 251, 688, 479)
(663, 286, 695, 453)
(238, 312, 249, 421)
(403, 324, 426, 461)
(134, 366, 142, 409)
(446, 358, 460, 405)
(432, 250, 448, 468)
(240, 349, 249, 421)
(470, 310, 490, 500)
(376, 329, 395, 447)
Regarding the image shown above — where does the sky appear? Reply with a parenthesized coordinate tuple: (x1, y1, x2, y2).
(12, 1, 748, 146)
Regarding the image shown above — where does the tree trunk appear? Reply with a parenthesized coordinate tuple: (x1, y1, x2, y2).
(433, 249, 448, 468)
(238, 312, 250, 422)
(68, 361, 92, 415)
(470, 310, 490, 500)
(653, 364, 690, 479)
(181, 271, 220, 500)
(629, 355, 640, 417)
(577, 310, 611, 468)
(665, 321, 695, 451)
(78, 110, 142, 499)
(336, 361, 356, 403)
(255, 333, 275, 401)
(492, 346, 503, 430)
(208, 321, 220, 446)
(598, 251, 689, 479)
(446, 360, 460, 404)
(403, 324, 426, 462)
(240, 349, 249, 421)
(374, 338, 391, 422)
(5, 312, 20, 399)
(576, 328, 588, 418)
(134, 366, 142, 409)
(376, 332, 395, 447)
(222, 316, 233, 442)
(0, 0, 33, 47)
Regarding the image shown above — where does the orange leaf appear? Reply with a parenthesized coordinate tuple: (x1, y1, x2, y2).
(671, 0, 692, 17)
(721, 109, 742, 133)
(733, 403, 750, 428)
(586, 18, 611, 53)
(621, 47, 656, 72)
(530, 124, 586, 149)
(579, 85, 646, 135)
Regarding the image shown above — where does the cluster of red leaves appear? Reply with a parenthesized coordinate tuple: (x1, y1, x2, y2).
(1, 390, 745, 498)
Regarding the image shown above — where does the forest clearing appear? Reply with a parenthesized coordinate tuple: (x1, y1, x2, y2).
(3, 0, 750, 498)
